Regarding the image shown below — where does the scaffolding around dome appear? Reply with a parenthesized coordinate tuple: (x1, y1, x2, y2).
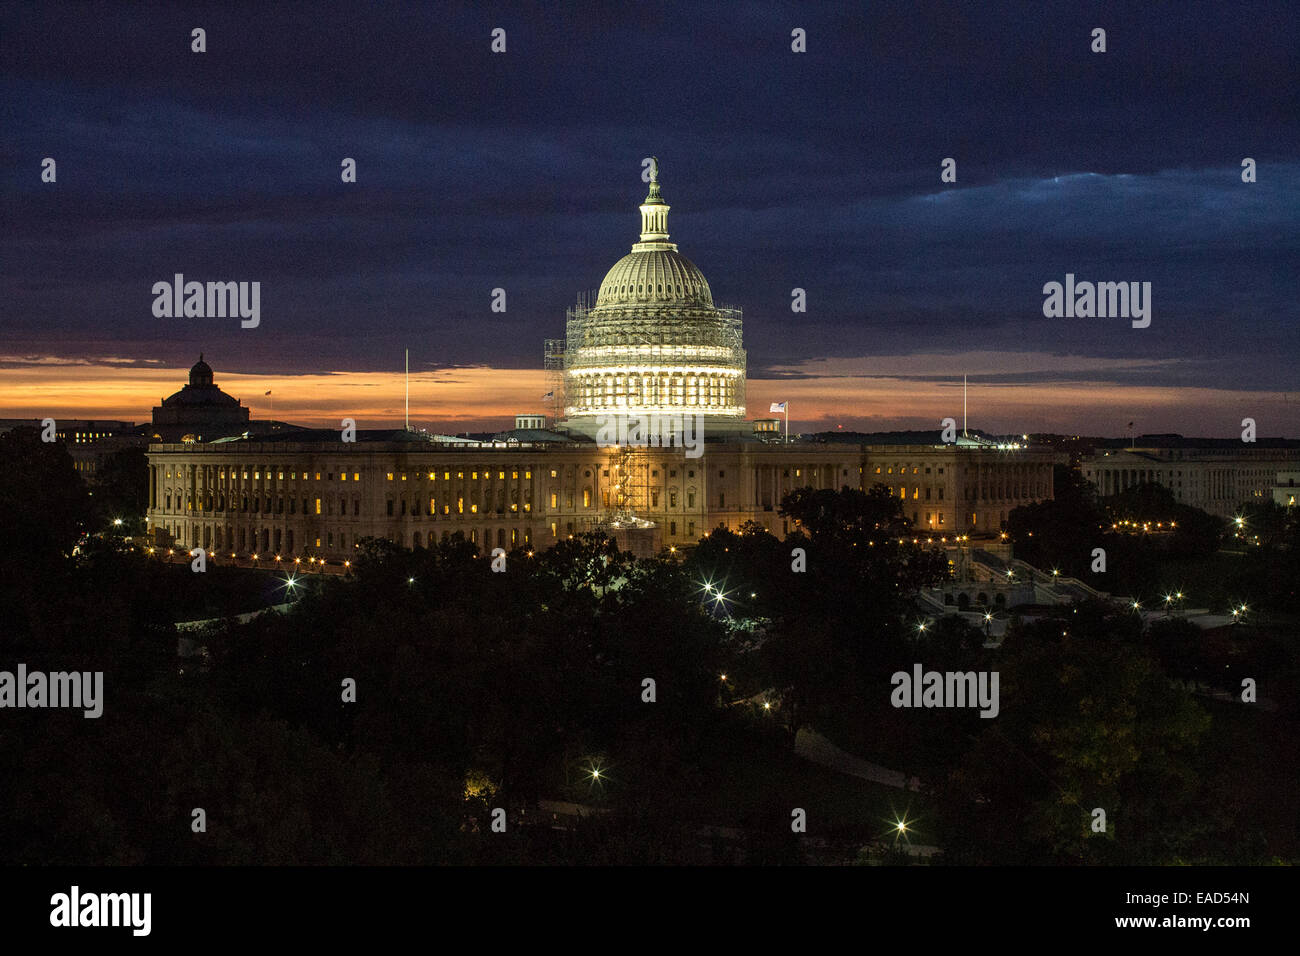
(561, 300, 746, 417)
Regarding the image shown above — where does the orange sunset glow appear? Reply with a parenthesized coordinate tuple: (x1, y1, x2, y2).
(2, 354, 1293, 437)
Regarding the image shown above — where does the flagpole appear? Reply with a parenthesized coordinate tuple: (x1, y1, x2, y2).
(785, 404, 789, 444)
(405, 348, 410, 431)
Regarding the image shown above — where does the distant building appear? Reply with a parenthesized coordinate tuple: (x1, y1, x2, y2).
(149, 355, 251, 443)
(1081, 436, 1300, 518)
(1274, 471, 1300, 508)
(0, 418, 146, 476)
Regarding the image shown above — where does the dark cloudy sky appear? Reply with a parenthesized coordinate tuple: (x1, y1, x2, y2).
(1, 1, 1297, 434)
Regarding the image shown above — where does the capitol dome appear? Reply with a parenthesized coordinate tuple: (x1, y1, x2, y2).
(559, 160, 746, 424)
(596, 249, 713, 309)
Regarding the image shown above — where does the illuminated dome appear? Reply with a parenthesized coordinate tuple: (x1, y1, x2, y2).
(561, 159, 746, 422)
(596, 250, 713, 309)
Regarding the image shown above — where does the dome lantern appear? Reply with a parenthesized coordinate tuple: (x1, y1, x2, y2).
(189, 353, 214, 387)
(636, 157, 673, 248)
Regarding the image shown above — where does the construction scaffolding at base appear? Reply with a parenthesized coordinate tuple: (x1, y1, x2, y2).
(599, 442, 654, 531)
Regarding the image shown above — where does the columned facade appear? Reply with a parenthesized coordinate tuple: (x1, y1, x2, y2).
(146, 440, 1055, 558)
(1082, 446, 1300, 517)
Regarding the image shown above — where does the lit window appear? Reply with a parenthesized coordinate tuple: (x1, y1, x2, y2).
(341, 473, 347, 481)
(498, 471, 505, 480)
(472, 472, 478, 480)
(524, 471, 531, 479)
(353, 473, 359, 481)
(551, 492, 558, 508)
(583, 489, 591, 508)
(315, 498, 321, 514)
(315, 473, 321, 480)
(387, 473, 393, 480)
(550, 470, 557, 478)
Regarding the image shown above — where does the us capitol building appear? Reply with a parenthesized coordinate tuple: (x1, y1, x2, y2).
(146, 163, 1055, 560)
